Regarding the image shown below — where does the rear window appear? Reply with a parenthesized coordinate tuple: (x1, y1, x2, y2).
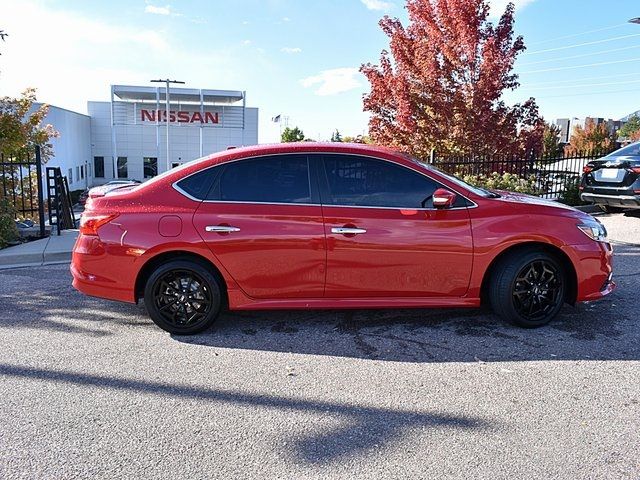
(176, 167, 219, 200)
(606, 143, 640, 157)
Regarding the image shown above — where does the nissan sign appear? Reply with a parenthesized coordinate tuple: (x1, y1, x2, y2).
(140, 109, 220, 124)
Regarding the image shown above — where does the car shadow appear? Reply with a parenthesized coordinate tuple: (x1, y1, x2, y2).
(172, 244, 640, 363)
(1, 245, 638, 364)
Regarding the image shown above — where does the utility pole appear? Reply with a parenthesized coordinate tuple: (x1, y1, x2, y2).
(150, 78, 185, 172)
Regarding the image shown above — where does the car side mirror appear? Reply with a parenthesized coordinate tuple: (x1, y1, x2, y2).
(432, 188, 457, 209)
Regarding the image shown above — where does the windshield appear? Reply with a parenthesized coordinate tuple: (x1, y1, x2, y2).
(605, 142, 640, 157)
(408, 156, 494, 197)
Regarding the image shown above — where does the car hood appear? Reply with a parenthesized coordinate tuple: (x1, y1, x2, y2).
(493, 190, 584, 214)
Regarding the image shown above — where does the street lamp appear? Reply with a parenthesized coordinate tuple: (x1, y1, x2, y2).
(150, 78, 185, 172)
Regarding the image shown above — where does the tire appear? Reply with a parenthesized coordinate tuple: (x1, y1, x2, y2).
(144, 260, 222, 334)
(601, 205, 625, 214)
(488, 249, 566, 328)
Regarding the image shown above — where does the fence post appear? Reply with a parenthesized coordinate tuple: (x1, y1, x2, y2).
(528, 149, 536, 177)
(35, 146, 46, 238)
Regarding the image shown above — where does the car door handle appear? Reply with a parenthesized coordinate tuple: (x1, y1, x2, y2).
(205, 225, 241, 233)
(331, 227, 367, 235)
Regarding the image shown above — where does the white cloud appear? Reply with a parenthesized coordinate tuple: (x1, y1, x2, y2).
(242, 39, 252, 46)
(281, 47, 302, 54)
(489, 0, 536, 18)
(144, 4, 171, 15)
(360, 0, 393, 11)
(282, 16, 291, 22)
(0, 1, 236, 114)
(300, 68, 362, 96)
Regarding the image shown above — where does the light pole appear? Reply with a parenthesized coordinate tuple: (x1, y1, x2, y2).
(150, 78, 185, 172)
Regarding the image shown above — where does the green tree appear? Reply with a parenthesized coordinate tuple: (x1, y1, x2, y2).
(281, 126, 305, 143)
(618, 115, 640, 141)
(0, 87, 58, 160)
(0, 88, 58, 245)
(330, 129, 343, 142)
(342, 134, 373, 144)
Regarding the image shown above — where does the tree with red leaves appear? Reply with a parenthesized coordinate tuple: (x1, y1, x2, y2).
(564, 120, 614, 155)
(361, 0, 543, 158)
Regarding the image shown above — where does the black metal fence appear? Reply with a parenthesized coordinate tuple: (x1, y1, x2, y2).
(432, 150, 614, 200)
(0, 146, 46, 237)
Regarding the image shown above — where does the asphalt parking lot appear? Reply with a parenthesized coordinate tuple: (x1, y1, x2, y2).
(0, 216, 639, 479)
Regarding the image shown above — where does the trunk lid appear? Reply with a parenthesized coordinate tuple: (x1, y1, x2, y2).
(584, 155, 640, 188)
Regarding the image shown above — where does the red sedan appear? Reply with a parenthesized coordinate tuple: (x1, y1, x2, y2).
(71, 143, 615, 334)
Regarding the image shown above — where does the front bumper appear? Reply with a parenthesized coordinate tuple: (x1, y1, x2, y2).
(561, 241, 615, 302)
(580, 192, 640, 209)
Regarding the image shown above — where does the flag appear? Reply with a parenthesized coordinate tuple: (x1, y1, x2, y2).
(272, 114, 281, 123)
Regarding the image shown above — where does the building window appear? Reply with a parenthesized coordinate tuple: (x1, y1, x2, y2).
(68, 168, 73, 184)
(88, 164, 92, 177)
(80, 165, 84, 180)
(144, 157, 157, 178)
(94, 157, 105, 178)
(117, 157, 128, 179)
(76, 166, 80, 181)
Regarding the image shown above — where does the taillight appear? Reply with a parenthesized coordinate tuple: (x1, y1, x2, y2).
(631, 167, 640, 174)
(79, 213, 119, 236)
(583, 166, 593, 174)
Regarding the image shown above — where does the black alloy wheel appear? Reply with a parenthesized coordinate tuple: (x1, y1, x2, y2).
(144, 260, 222, 334)
(489, 249, 566, 328)
(511, 260, 563, 322)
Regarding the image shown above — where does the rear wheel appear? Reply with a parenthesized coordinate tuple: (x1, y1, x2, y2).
(144, 260, 222, 334)
(489, 249, 565, 328)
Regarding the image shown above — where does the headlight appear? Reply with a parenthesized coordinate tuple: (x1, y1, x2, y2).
(577, 221, 608, 242)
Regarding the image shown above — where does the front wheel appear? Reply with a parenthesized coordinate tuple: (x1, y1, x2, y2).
(144, 260, 222, 334)
(489, 250, 565, 328)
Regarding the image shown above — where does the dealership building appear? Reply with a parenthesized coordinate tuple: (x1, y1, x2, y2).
(37, 84, 259, 192)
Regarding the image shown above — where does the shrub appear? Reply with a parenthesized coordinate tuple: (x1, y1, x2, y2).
(0, 197, 19, 249)
(456, 171, 539, 195)
(557, 175, 584, 206)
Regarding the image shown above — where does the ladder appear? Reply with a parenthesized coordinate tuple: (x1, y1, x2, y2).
(46, 167, 76, 235)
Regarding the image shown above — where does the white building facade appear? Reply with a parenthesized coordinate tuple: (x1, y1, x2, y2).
(38, 84, 259, 192)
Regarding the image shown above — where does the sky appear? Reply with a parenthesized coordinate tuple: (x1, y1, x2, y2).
(2, 0, 640, 143)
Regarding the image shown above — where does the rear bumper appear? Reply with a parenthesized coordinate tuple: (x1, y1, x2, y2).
(70, 234, 137, 303)
(580, 192, 640, 208)
(561, 241, 616, 302)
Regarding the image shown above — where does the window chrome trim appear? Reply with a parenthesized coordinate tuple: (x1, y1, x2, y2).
(171, 151, 478, 210)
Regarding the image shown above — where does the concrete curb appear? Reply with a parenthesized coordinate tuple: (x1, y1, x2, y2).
(0, 230, 77, 270)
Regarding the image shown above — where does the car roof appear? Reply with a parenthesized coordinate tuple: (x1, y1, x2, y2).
(202, 142, 402, 164)
(139, 142, 410, 188)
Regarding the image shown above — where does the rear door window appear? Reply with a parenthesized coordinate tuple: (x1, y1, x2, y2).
(211, 155, 313, 204)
